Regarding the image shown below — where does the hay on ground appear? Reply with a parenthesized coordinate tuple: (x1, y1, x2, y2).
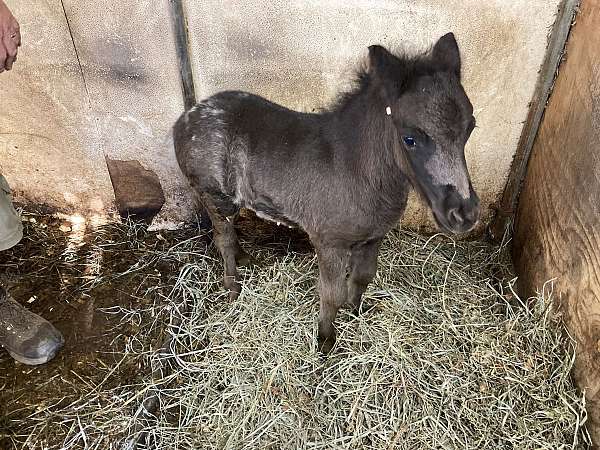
(7, 216, 590, 449)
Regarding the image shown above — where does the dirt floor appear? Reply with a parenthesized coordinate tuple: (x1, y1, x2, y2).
(0, 210, 310, 449)
(0, 210, 589, 449)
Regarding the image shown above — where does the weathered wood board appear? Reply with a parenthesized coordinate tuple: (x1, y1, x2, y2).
(513, 0, 600, 442)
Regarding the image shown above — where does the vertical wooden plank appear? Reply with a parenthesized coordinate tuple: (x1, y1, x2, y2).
(513, 0, 600, 442)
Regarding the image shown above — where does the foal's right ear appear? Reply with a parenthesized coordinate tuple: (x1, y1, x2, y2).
(431, 33, 461, 77)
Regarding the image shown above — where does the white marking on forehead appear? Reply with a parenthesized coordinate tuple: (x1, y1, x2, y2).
(386, 106, 392, 116)
(424, 153, 471, 199)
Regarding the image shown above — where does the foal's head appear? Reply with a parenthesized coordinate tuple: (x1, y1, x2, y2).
(369, 33, 480, 234)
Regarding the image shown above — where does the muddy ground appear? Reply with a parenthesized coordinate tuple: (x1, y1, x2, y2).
(0, 210, 588, 450)
(0, 210, 310, 449)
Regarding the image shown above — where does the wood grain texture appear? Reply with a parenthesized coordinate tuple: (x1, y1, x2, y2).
(513, 0, 600, 443)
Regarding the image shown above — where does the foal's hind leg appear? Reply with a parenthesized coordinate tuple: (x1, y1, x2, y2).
(200, 193, 245, 300)
(348, 239, 382, 315)
(314, 244, 349, 354)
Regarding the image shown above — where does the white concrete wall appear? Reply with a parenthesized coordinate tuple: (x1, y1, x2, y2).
(186, 0, 561, 229)
(0, 0, 561, 230)
(0, 0, 186, 225)
(0, 1, 113, 214)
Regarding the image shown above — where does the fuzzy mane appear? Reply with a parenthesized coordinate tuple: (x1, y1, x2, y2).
(329, 48, 443, 114)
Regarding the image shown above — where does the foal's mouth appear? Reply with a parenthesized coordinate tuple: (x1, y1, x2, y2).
(411, 179, 481, 235)
(431, 199, 480, 235)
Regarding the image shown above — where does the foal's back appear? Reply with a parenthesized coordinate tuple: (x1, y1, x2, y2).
(174, 90, 326, 185)
(173, 90, 358, 232)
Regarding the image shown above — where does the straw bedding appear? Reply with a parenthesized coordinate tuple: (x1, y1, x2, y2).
(8, 216, 589, 449)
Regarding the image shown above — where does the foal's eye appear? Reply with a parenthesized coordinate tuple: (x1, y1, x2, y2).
(402, 136, 416, 148)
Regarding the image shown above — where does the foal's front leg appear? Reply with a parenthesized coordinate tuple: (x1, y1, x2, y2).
(314, 245, 349, 354)
(348, 239, 382, 315)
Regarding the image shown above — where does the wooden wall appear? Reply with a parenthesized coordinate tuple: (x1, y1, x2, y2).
(513, 0, 600, 443)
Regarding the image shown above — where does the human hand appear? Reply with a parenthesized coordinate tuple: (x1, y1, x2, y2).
(0, 1, 20, 73)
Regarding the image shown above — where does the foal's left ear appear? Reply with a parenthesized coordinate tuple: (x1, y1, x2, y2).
(367, 45, 395, 76)
(432, 32, 461, 77)
(367, 45, 402, 100)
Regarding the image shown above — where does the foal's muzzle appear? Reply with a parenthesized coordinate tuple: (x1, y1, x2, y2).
(433, 188, 480, 234)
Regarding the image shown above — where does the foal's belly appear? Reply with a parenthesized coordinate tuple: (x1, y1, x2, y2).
(247, 206, 298, 229)
(240, 193, 299, 229)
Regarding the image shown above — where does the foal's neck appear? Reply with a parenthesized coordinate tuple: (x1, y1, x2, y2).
(329, 83, 409, 206)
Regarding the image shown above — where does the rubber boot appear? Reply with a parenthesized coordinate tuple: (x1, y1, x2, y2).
(0, 286, 64, 365)
(0, 176, 63, 364)
(0, 174, 23, 251)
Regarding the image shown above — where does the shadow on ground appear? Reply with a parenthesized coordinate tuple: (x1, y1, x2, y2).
(0, 209, 310, 449)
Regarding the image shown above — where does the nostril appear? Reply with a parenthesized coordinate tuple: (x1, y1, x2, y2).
(448, 208, 464, 226)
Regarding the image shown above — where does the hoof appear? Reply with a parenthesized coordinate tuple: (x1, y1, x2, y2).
(317, 334, 336, 355)
(228, 288, 241, 302)
(224, 276, 241, 301)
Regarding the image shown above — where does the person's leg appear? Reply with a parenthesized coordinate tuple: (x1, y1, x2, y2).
(0, 175, 64, 365)
(0, 175, 22, 251)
